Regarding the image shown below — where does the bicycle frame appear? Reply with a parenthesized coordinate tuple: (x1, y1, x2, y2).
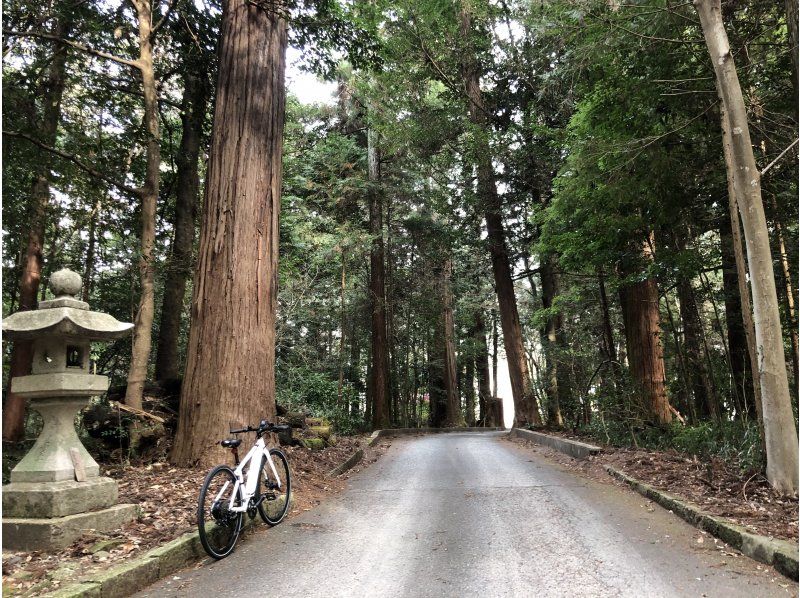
(215, 436, 282, 513)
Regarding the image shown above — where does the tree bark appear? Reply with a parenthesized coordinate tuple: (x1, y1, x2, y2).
(720, 81, 767, 439)
(473, 311, 492, 425)
(464, 353, 476, 426)
(540, 254, 570, 427)
(677, 275, 718, 419)
(4, 15, 72, 442)
(696, 0, 798, 493)
(155, 71, 209, 381)
(768, 195, 799, 392)
(428, 336, 446, 428)
(459, 2, 540, 427)
(337, 250, 347, 408)
(618, 238, 672, 425)
(720, 215, 755, 418)
(124, 0, 161, 410)
(492, 312, 498, 399)
(674, 230, 718, 420)
(440, 257, 463, 427)
(171, 0, 287, 466)
(368, 126, 390, 429)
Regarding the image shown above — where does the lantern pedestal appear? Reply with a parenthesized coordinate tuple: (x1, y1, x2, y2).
(9, 396, 101, 483)
(2, 268, 138, 552)
(1, 394, 140, 551)
(2, 504, 140, 552)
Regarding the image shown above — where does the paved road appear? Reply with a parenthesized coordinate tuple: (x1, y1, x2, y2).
(137, 431, 793, 597)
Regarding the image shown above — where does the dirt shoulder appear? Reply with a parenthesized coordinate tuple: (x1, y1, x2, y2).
(1, 436, 385, 597)
(506, 434, 798, 542)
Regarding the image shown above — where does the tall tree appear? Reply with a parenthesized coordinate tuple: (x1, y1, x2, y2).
(440, 256, 463, 427)
(3, 13, 72, 441)
(719, 215, 756, 419)
(696, 0, 798, 492)
(473, 311, 492, 424)
(367, 125, 390, 429)
(459, 1, 540, 427)
(154, 43, 212, 381)
(618, 237, 672, 425)
(172, 0, 288, 466)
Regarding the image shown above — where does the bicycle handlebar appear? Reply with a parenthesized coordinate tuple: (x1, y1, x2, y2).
(229, 421, 290, 435)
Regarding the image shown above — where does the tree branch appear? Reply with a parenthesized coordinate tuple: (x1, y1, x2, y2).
(3, 29, 140, 69)
(5, 130, 141, 197)
(761, 138, 799, 176)
(150, 0, 177, 38)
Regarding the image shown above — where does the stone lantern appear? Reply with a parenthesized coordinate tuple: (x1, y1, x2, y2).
(2, 268, 139, 551)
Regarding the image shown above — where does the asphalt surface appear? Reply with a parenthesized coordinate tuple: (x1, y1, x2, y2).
(136, 431, 794, 597)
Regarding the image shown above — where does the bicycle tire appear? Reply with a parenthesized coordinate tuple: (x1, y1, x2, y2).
(258, 448, 291, 525)
(197, 465, 243, 559)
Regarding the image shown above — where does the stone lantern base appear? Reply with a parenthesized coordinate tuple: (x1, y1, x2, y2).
(2, 395, 139, 551)
(2, 478, 139, 551)
(3, 505, 140, 552)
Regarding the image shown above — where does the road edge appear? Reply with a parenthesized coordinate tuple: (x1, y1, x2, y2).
(44, 441, 381, 598)
(366, 426, 505, 447)
(606, 465, 799, 581)
(507, 428, 603, 459)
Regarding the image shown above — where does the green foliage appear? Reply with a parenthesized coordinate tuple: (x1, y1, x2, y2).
(276, 366, 366, 435)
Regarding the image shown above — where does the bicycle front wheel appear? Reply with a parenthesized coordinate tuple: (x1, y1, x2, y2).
(198, 465, 243, 559)
(258, 448, 291, 525)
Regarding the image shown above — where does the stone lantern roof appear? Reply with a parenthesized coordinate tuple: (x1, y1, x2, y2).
(2, 268, 133, 341)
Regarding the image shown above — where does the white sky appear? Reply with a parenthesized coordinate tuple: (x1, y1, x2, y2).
(286, 46, 337, 106)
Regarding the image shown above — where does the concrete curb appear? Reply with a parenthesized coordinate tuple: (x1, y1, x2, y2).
(606, 466, 799, 581)
(367, 426, 504, 447)
(509, 428, 602, 459)
(327, 448, 364, 477)
(43, 523, 258, 598)
(44, 442, 385, 597)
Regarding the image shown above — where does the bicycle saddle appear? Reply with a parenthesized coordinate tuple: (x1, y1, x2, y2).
(220, 438, 242, 448)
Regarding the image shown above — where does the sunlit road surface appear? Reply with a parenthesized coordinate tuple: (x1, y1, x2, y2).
(136, 431, 793, 597)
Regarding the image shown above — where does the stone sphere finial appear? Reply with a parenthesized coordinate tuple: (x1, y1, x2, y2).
(49, 268, 83, 298)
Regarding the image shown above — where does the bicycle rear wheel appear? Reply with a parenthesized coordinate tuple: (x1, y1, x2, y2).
(198, 465, 243, 559)
(258, 448, 291, 525)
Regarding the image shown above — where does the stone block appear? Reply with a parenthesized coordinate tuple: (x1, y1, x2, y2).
(3, 503, 139, 552)
(146, 532, 204, 577)
(510, 428, 602, 459)
(11, 373, 109, 400)
(87, 554, 160, 598)
(44, 582, 101, 597)
(3, 477, 118, 518)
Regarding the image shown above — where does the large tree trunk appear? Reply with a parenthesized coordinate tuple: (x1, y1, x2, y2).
(540, 254, 571, 427)
(428, 337, 446, 428)
(677, 276, 718, 419)
(674, 229, 718, 420)
(768, 195, 799, 392)
(440, 257, 463, 427)
(720, 215, 756, 419)
(367, 127, 390, 429)
(82, 195, 102, 302)
(464, 354, 476, 426)
(618, 239, 672, 425)
(171, 0, 287, 466)
(696, 0, 799, 493)
(459, 3, 540, 427)
(3, 15, 72, 442)
(155, 71, 209, 381)
(473, 312, 492, 425)
(125, 0, 161, 410)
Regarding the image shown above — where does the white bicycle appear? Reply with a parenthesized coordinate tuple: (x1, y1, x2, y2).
(197, 419, 292, 559)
